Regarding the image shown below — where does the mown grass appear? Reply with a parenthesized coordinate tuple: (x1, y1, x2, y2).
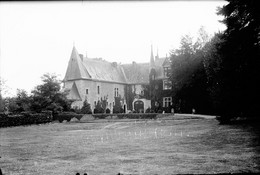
(0, 118, 259, 175)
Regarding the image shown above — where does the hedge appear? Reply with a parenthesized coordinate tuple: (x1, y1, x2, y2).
(93, 113, 158, 120)
(54, 112, 84, 123)
(0, 111, 53, 128)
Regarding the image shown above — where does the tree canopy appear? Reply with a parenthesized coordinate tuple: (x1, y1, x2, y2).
(30, 73, 72, 113)
(215, 0, 260, 120)
(169, 28, 212, 114)
(1, 73, 72, 114)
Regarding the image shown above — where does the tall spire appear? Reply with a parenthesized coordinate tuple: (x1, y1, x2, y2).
(156, 47, 159, 60)
(150, 45, 155, 70)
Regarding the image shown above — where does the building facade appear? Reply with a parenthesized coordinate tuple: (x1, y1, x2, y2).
(63, 46, 172, 113)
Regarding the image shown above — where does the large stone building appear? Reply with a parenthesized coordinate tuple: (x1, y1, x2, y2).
(63, 46, 172, 113)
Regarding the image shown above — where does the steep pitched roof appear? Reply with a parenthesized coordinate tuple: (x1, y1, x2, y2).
(64, 46, 167, 84)
(64, 46, 91, 81)
(121, 62, 150, 84)
(82, 59, 127, 83)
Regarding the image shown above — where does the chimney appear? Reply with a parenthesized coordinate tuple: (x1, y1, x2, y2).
(79, 54, 84, 61)
(111, 62, 117, 67)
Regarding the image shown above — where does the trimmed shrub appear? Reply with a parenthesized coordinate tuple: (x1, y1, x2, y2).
(113, 96, 124, 113)
(105, 108, 111, 114)
(81, 99, 92, 114)
(93, 113, 158, 120)
(55, 112, 84, 123)
(0, 112, 53, 128)
(94, 101, 104, 114)
(145, 107, 152, 113)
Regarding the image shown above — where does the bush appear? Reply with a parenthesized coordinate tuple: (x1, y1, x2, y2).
(55, 112, 84, 123)
(93, 114, 109, 119)
(145, 107, 152, 113)
(81, 100, 92, 114)
(113, 96, 124, 113)
(94, 101, 104, 114)
(92, 113, 158, 120)
(0, 112, 53, 128)
(105, 108, 111, 114)
(157, 109, 163, 113)
(113, 106, 124, 114)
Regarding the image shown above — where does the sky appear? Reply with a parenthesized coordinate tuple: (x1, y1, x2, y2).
(0, 1, 227, 97)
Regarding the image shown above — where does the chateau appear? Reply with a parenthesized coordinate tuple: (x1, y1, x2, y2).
(63, 46, 172, 113)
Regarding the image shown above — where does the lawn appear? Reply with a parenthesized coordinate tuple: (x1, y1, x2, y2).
(0, 117, 259, 175)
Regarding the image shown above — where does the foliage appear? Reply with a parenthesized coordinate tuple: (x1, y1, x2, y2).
(55, 112, 84, 123)
(113, 96, 124, 113)
(93, 113, 157, 120)
(30, 73, 72, 113)
(145, 107, 152, 113)
(140, 84, 151, 99)
(105, 108, 111, 114)
(15, 89, 31, 112)
(0, 95, 4, 112)
(2, 73, 72, 114)
(0, 78, 10, 112)
(81, 99, 92, 114)
(124, 85, 135, 110)
(94, 100, 104, 114)
(215, 0, 260, 122)
(169, 30, 212, 114)
(100, 96, 108, 111)
(0, 112, 52, 128)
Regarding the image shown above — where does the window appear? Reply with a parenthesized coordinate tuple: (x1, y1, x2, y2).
(86, 89, 88, 95)
(163, 97, 172, 107)
(163, 80, 172, 90)
(114, 88, 119, 97)
(97, 86, 100, 94)
(164, 67, 171, 77)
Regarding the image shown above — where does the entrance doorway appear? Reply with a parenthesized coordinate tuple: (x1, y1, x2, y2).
(134, 100, 144, 113)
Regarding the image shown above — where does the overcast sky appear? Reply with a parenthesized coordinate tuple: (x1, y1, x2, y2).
(0, 1, 227, 97)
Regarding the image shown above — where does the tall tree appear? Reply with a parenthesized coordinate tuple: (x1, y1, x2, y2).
(216, 0, 260, 120)
(170, 33, 211, 114)
(201, 33, 224, 115)
(31, 73, 72, 113)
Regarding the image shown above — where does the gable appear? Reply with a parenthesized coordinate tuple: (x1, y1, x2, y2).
(68, 82, 82, 101)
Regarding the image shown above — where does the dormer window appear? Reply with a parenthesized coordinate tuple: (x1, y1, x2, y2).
(164, 67, 170, 78)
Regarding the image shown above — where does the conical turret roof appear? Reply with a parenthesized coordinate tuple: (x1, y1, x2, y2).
(64, 46, 91, 81)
